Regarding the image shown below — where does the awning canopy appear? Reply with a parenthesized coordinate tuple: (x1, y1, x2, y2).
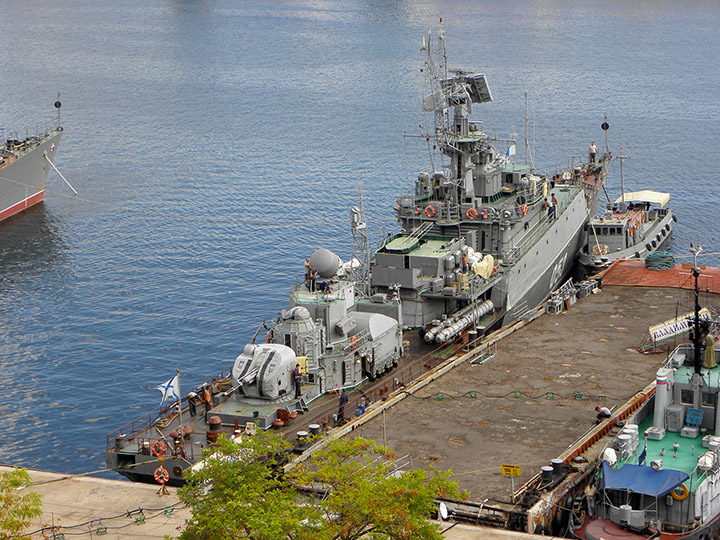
(602, 461, 689, 497)
(614, 190, 670, 208)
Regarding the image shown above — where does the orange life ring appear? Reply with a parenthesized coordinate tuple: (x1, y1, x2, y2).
(154, 466, 169, 484)
(151, 440, 166, 457)
(466, 207, 478, 220)
(425, 205, 435, 217)
(671, 484, 689, 501)
(351, 336, 358, 350)
(521, 204, 528, 216)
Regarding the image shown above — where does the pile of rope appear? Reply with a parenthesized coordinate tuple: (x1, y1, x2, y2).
(645, 251, 675, 271)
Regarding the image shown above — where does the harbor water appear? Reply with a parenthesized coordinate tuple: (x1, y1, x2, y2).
(1, 0, 719, 477)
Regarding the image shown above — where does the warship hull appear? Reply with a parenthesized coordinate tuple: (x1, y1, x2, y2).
(500, 192, 587, 322)
(0, 130, 62, 222)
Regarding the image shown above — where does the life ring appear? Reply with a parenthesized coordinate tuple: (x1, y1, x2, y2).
(151, 440, 166, 457)
(466, 207, 478, 220)
(672, 483, 689, 501)
(351, 335, 358, 350)
(154, 466, 170, 484)
(425, 205, 435, 217)
(521, 204, 528, 216)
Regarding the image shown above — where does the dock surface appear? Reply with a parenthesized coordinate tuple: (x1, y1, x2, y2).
(349, 282, 709, 500)
(1, 465, 190, 539)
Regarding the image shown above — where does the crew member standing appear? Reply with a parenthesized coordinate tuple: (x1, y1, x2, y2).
(338, 389, 348, 423)
(187, 391, 198, 417)
(589, 142, 597, 164)
(203, 385, 213, 422)
(293, 363, 302, 398)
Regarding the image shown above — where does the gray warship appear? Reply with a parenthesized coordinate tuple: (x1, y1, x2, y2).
(0, 102, 63, 222)
(105, 239, 405, 485)
(372, 29, 609, 338)
(104, 29, 610, 485)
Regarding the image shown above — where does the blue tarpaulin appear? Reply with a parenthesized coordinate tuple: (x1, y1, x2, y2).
(602, 462, 689, 497)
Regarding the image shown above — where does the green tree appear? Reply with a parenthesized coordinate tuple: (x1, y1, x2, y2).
(294, 437, 464, 540)
(178, 434, 463, 540)
(0, 468, 42, 540)
(177, 432, 322, 540)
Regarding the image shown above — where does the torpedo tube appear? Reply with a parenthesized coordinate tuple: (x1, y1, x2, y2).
(423, 300, 494, 344)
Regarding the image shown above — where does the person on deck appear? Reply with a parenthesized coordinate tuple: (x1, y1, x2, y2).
(203, 386, 213, 422)
(187, 391, 198, 417)
(293, 363, 302, 398)
(211, 379, 221, 398)
(338, 389, 348, 423)
(589, 142, 598, 164)
(595, 406, 611, 424)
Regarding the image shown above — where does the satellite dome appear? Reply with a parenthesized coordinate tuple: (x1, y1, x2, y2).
(310, 249, 341, 278)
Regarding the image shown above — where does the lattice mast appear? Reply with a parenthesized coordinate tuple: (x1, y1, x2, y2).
(350, 193, 370, 297)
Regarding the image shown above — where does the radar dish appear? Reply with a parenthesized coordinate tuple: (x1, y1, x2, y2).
(467, 74, 492, 103)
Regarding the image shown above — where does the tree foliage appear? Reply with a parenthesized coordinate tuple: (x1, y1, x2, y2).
(177, 433, 322, 540)
(0, 468, 42, 540)
(178, 434, 463, 540)
(294, 437, 464, 540)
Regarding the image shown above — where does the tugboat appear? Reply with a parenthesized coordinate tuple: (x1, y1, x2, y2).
(575, 248, 720, 540)
(373, 28, 610, 332)
(579, 145, 675, 271)
(0, 101, 63, 222)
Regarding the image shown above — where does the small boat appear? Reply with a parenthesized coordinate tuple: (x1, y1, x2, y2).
(579, 190, 676, 270)
(574, 262, 720, 539)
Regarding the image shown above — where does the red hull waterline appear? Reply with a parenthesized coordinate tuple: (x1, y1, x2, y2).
(0, 190, 44, 222)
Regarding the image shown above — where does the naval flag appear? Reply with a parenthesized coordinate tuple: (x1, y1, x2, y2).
(639, 440, 647, 466)
(506, 144, 516, 157)
(156, 374, 180, 406)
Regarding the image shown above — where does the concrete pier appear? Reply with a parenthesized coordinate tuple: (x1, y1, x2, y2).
(1, 466, 189, 539)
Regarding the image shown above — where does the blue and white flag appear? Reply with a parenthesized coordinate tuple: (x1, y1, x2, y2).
(639, 441, 647, 466)
(156, 374, 180, 406)
(506, 144, 516, 157)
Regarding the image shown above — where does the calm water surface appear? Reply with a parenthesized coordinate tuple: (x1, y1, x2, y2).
(1, 0, 719, 476)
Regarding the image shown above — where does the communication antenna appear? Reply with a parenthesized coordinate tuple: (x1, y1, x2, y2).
(350, 190, 370, 296)
(54, 93, 62, 129)
(617, 142, 627, 205)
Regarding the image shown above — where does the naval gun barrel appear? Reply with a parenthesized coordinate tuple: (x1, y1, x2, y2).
(433, 300, 494, 344)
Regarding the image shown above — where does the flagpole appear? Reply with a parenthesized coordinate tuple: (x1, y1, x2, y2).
(176, 367, 184, 456)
